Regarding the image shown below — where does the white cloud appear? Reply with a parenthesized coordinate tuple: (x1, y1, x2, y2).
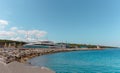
(0, 19, 47, 41)
(10, 37, 21, 41)
(16, 29, 47, 37)
(17, 30, 27, 34)
(18, 30, 47, 41)
(10, 27, 18, 31)
(0, 20, 8, 25)
(0, 28, 47, 41)
(0, 31, 16, 36)
(0, 20, 9, 29)
(26, 37, 35, 41)
(35, 31, 47, 37)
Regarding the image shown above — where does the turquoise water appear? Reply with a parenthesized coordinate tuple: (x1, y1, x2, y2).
(28, 48, 120, 73)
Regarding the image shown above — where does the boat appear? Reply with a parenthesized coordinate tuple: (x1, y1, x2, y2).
(23, 41, 57, 48)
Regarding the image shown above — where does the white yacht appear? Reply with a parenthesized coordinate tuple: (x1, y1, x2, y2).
(23, 41, 57, 48)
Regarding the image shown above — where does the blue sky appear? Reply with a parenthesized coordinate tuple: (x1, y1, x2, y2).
(0, 0, 120, 46)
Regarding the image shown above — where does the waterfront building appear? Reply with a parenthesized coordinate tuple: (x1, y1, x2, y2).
(97, 45, 100, 49)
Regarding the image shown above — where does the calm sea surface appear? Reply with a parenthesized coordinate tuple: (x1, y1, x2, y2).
(28, 48, 120, 73)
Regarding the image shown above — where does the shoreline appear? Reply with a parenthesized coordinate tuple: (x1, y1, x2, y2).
(0, 48, 104, 73)
(16, 48, 103, 63)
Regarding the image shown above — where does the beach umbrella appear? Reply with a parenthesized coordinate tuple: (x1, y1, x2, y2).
(0, 61, 54, 73)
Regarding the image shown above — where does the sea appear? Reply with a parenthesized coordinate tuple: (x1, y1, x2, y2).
(28, 48, 120, 73)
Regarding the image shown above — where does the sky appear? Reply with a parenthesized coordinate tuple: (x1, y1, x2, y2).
(0, 0, 120, 46)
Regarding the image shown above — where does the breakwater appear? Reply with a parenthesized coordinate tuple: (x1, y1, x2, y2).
(0, 48, 102, 64)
